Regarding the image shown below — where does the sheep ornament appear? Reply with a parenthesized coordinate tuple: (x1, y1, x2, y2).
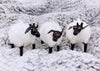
(39, 21, 65, 53)
(66, 18, 91, 52)
(8, 21, 40, 56)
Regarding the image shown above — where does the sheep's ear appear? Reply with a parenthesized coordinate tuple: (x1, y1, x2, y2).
(36, 22, 39, 28)
(61, 26, 66, 34)
(48, 30, 54, 34)
(81, 22, 83, 27)
(77, 22, 79, 26)
(25, 27, 31, 34)
(68, 26, 73, 30)
(29, 24, 32, 26)
(33, 23, 35, 26)
(82, 25, 88, 30)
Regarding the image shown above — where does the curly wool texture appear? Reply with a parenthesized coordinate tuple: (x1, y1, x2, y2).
(66, 18, 91, 44)
(8, 21, 35, 47)
(39, 21, 62, 47)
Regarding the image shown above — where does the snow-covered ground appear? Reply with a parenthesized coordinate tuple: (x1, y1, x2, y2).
(0, 0, 100, 71)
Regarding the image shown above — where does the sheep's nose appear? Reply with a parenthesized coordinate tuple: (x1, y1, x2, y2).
(53, 38, 57, 42)
(36, 33, 40, 37)
(73, 32, 78, 35)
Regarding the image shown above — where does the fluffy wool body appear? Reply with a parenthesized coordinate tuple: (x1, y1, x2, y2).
(39, 21, 62, 47)
(8, 21, 35, 47)
(66, 19, 91, 44)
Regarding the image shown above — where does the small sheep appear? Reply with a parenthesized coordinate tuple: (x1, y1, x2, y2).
(8, 21, 40, 56)
(66, 18, 91, 52)
(39, 21, 65, 53)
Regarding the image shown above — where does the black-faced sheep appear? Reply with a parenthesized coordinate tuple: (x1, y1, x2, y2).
(8, 21, 40, 56)
(39, 21, 65, 53)
(66, 18, 91, 52)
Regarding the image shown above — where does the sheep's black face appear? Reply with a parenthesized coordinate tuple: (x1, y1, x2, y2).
(53, 31, 62, 41)
(48, 30, 62, 42)
(48, 26, 65, 42)
(25, 23, 40, 37)
(31, 28, 40, 37)
(73, 22, 83, 36)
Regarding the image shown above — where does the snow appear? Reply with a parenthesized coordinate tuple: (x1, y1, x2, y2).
(16, 0, 47, 6)
(0, 46, 100, 71)
(0, 0, 100, 71)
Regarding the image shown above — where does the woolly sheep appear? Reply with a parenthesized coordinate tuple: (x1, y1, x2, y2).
(66, 18, 91, 52)
(39, 21, 65, 53)
(8, 21, 40, 56)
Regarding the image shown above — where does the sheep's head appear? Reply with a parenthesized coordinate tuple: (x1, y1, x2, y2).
(69, 22, 88, 36)
(25, 22, 40, 37)
(48, 26, 65, 42)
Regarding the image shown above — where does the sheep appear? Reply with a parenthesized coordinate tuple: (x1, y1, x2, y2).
(66, 18, 91, 52)
(39, 21, 65, 53)
(8, 21, 40, 56)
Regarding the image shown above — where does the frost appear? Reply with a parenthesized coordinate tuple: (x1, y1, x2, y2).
(0, 0, 100, 71)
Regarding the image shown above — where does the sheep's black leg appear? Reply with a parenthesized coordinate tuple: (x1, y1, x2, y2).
(49, 47, 53, 54)
(8, 43, 14, 48)
(71, 44, 75, 50)
(32, 44, 35, 49)
(19, 46, 23, 56)
(41, 40, 44, 44)
(57, 45, 60, 51)
(84, 43, 87, 52)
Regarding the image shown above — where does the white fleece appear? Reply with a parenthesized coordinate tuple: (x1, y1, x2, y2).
(39, 21, 62, 47)
(66, 18, 91, 44)
(8, 21, 35, 47)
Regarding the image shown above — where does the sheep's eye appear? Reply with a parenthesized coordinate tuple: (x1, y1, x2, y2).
(54, 32, 57, 34)
(57, 33, 60, 36)
(33, 29, 35, 31)
(73, 26, 77, 29)
(74, 26, 77, 28)
(78, 27, 81, 29)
